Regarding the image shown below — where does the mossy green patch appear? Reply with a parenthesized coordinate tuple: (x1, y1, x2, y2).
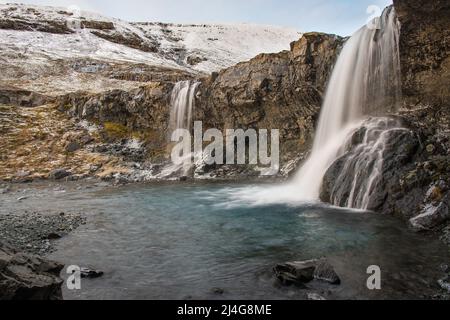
(103, 122, 130, 139)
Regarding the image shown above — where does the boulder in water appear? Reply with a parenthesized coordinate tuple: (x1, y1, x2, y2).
(274, 259, 340, 286)
(80, 267, 104, 279)
(313, 260, 341, 285)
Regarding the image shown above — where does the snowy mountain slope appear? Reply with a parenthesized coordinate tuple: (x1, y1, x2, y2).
(0, 3, 302, 74)
(134, 22, 303, 73)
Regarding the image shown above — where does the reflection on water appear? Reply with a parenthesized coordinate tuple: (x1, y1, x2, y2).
(3, 182, 447, 300)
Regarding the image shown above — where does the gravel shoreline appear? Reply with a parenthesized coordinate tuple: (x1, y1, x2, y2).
(0, 211, 86, 255)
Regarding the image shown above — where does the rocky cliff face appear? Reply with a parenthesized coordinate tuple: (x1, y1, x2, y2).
(393, 0, 450, 107)
(40, 32, 343, 181)
(196, 33, 344, 171)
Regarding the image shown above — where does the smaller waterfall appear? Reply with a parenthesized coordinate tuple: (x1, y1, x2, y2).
(169, 80, 200, 132)
(158, 80, 200, 179)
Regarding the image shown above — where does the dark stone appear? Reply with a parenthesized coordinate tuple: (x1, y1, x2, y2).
(80, 267, 104, 279)
(65, 141, 81, 153)
(0, 242, 64, 300)
(274, 259, 341, 286)
(44, 233, 62, 240)
(313, 260, 341, 285)
(48, 169, 71, 180)
(274, 260, 317, 285)
(212, 288, 225, 295)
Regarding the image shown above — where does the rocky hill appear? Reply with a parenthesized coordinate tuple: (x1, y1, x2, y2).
(0, 3, 300, 99)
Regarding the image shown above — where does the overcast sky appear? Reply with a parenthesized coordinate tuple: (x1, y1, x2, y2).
(4, 0, 393, 36)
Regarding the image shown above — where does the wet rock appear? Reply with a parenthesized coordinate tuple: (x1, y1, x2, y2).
(274, 260, 316, 285)
(321, 118, 419, 211)
(212, 288, 225, 295)
(313, 260, 341, 285)
(274, 259, 340, 286)
(409, 195, 449, 231)
(80, 267, 104, 279)
(48, 169, 71, 180)
(438, 275, 450, 293)
(0, 242, 64, 300)
(307, 293, 326, 300)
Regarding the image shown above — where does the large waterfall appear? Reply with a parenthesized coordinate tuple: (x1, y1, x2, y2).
(231, 6, 402, 208)
(289, 6, 401, 200)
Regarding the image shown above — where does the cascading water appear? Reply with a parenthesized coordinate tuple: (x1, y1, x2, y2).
(289, 6, 401, 201)
(325, 117, 412, 210)
(158, 80, 200, 178)
(169, 80, 200, 133)
(230, 6, 402, 208)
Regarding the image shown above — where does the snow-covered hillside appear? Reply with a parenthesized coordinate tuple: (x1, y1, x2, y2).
(0, 3, 302, 74)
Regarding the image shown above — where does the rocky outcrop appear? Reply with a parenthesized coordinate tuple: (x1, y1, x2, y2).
(320, 117, 421, 212)
(56, 82, 174, 162)
(196, 33, 344, 167)
(0, 85, 51, 107)
(393, 0, 450, 107)
(274, 259, 340, 286)
(90, 30, 158, 53)
(0, 242, 64, 300)
(320, 110, 449, 234)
